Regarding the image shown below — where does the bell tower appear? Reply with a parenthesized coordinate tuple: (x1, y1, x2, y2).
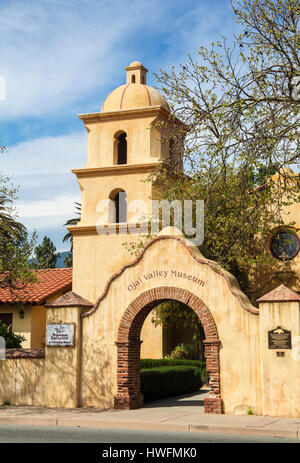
(68, 61, 182, 356)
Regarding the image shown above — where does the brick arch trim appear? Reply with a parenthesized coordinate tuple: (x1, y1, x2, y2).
(115, 286, 223, 414)
(117, 286, 218, 343)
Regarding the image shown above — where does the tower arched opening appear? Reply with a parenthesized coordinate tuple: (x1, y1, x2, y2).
(109, 189, 127, 223)
(113, 131, 127, 165)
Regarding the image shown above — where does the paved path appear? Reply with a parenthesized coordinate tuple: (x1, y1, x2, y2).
(0, 390, 299, 440)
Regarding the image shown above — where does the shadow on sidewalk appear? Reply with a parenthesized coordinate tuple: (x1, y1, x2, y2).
(143, 389, 209, 409)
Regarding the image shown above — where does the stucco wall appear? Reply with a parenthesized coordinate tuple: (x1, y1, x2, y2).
(259, 301, 300, 417)
(140, 313, 163, 359)
(31, 305, 47, 348)
(0, 353, 45, 406)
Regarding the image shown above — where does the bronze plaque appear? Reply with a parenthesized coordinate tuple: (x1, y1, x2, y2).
(268, 326, 292, 350)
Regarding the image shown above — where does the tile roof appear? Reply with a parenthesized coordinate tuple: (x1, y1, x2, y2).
(46, 291, 93, 308)
(0, 268, 72, 305)
(257, 284, 300, 303)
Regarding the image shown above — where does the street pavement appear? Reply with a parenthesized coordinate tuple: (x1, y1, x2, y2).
(0, 389, 299, 441)
(0, 424, 299, 443)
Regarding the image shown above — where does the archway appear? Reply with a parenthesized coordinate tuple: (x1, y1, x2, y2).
(114, 286, 222, 414)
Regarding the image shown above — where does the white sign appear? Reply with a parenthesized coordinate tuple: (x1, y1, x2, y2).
(46, 324, 75, 346)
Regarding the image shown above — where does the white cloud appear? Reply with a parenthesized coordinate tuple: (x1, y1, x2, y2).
(0, 0, 168, 119)
(1, 133, 83, 244)
(16, 196, 78, 218)
(2, 132, 86, 176)
(0, 0, 237, 120)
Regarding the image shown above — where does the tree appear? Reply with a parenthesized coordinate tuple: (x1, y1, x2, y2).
(64, 252, 72, 267)
(155, 0, 299, 176)
(147, 0, 299, 297)
(0, 229, 38, 298)
(61, 202, 81, 267)
(34, 236, 60, 269)
(63, 202, 81, 250)
(0, 147, 38, 298)
(0, 174, 26, 241)
(152, 300, 205, 360)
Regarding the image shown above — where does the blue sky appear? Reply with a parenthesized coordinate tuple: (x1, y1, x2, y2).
(0, 0, 238, 251)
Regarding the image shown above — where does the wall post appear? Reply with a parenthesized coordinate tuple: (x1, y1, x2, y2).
(44, 291, 93, 408)
(258, 285, 300, 417)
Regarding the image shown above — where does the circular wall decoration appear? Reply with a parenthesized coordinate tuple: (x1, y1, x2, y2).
(270, 230, 300, 261)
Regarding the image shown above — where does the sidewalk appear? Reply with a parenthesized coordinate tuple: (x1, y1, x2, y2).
(0, 390, 299, 439)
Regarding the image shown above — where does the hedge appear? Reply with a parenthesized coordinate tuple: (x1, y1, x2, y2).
(140, 358, 206, 369)
(140, 365, 203, 402)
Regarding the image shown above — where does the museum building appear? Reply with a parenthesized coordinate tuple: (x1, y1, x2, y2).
(0, 62, 299, 417)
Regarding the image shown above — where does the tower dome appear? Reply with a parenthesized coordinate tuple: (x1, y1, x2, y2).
(101, 62, 170, 112)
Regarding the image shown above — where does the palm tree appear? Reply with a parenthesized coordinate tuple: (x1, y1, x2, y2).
(63, 202, 81, 251)
(0, 146, 25, 240)
(0, 188, 25, 240)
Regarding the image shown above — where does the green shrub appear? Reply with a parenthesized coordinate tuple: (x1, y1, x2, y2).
(141, 358, 206, 369)
(140, 365, 203, 402)
(0, 321, 25, 348)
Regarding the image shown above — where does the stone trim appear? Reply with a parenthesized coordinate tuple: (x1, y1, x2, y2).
(68, 223, 147, 236)
(72, 162, 159, 178)
(114, 287, 223, 414)
(82, 235, 258, 318)
(5, 348, 45, 359)
(78, 106, 171, 124)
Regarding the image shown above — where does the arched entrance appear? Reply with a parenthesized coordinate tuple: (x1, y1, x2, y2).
(114, 286, 222, 414)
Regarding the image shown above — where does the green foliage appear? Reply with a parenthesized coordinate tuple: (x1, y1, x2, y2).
(0, 230, 38, 300)
(34, 236, 60, 269)
(152, 301, 199, 333)
(0, 166, 38, 298)
(151, 301, 205, 359)
(63, 252, 72, 267)
(0, 174, 26, 241)
(140, 358, 205, 369)
(63, 202, 81, 251)
(0, 321, 26, 348)
(166, 343, 196, 360)
(140, 365, 203, 402)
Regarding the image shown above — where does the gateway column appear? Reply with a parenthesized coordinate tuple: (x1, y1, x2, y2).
(44, 291, 93, 408)
(258, 284, 300, 417)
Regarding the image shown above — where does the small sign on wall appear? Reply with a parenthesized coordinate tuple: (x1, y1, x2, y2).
(268, 326, 292, 350)
(46, 324, 75, 347)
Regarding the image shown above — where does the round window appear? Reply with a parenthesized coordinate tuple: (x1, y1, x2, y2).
(270, 230, 300, 261)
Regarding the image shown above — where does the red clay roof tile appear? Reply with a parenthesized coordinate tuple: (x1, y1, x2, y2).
(0, 268, 72, 305)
